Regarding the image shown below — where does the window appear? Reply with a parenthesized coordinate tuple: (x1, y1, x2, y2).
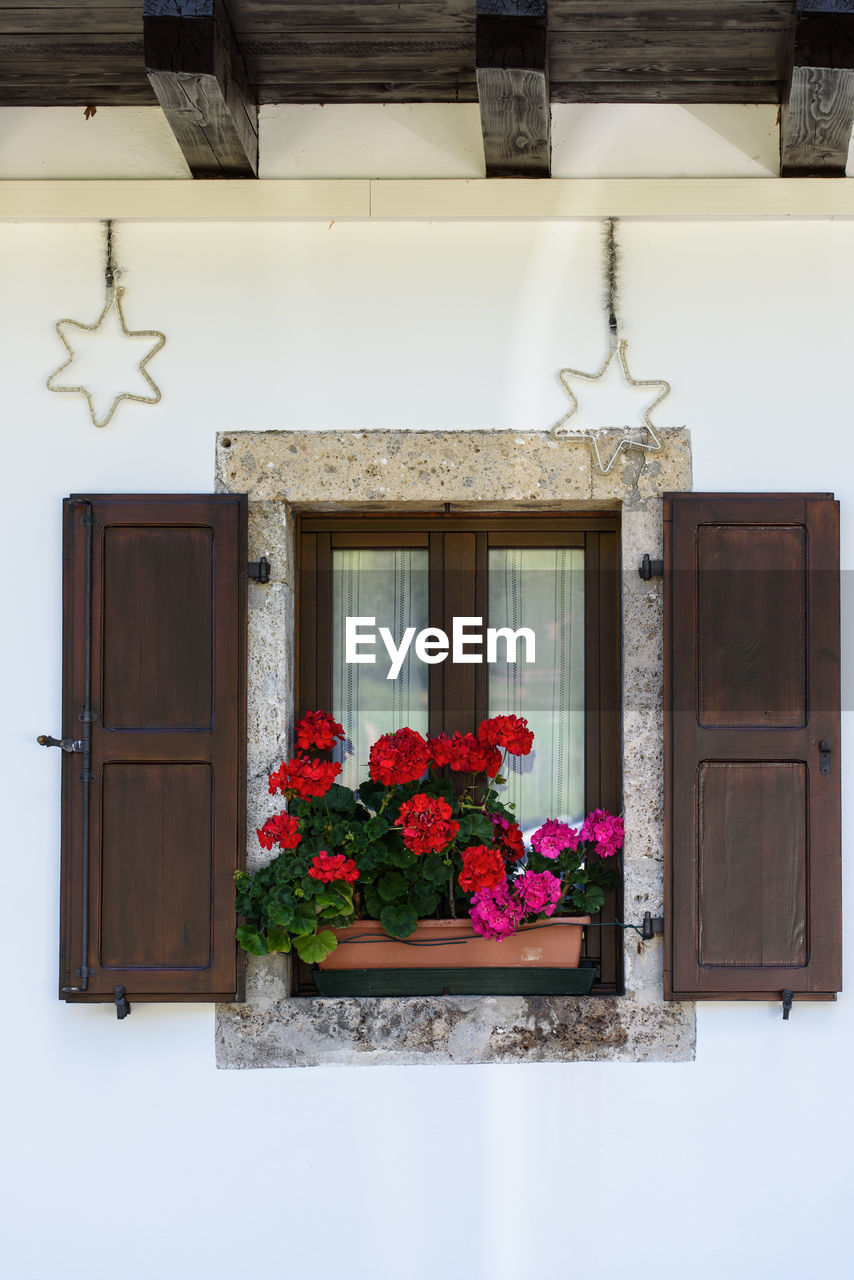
(296, 511, 622, 993)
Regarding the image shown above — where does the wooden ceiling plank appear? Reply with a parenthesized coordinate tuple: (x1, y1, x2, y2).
(781, 7, 854, 175)
(229, 1, 473, 34)
(476, 1, 549, 178)
(551, 80, 782, 104)
(0, 8, 141, 34)
(257, 83, 479, 105)
(143, 0, 258, 178)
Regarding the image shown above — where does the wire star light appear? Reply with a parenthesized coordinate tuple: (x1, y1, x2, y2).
(47, 221, 166, 429)
(549, 218, 673, 474)
(551, 338, 670, 474)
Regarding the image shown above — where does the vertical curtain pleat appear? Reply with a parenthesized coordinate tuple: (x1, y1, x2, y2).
(488, 548, 585, 836)
(332, 549, 429, 789)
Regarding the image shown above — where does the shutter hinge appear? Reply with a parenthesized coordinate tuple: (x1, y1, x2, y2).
(641, 911, 664, 941)
(782, 989, 794, 1020)
(638, 554, 664, 581)
(248, 555, 270, 583)
(37, 734, 83, 752)
(62, 965, 95, 993)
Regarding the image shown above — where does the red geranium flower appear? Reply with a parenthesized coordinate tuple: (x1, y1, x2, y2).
(369, 727, 431, 785)
(458, 844, 507, 893)
(395, 793, 460, 855)
(256, 812, 301, 852)
(294, 710, 345, 753)
(269, 756, 341, 799)
(488, 814, 525, 863)
(429, 731, 501, 778)
(308, 851, 359, 885)
(477, 714, 534, 757)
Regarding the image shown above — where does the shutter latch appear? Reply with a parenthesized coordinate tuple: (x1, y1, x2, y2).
(782, 990, 794, 1020)
(114, 986, 131, 1020)
(641, 911, 664, 940)
(37, 734, 83, 753)
(248, 556, 271, 583)
(638, 554, 663, 580)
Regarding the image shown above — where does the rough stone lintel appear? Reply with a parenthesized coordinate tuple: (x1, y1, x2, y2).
(216, 428, 691, 509)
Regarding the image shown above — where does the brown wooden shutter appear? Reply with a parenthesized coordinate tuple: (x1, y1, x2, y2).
(59, 494, 247, 1005)
(664, 493, 841, 1002)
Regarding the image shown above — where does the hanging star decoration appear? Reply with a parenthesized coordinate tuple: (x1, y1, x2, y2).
(47, 221, 166, 428)
(550, 337, 670, 474)
(550, 217, 676, 474)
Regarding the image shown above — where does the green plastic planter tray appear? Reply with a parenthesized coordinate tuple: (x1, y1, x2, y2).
(312, 963, 598, 997)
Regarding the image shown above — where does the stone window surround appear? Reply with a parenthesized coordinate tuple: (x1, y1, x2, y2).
(215, 429, 696, 1067)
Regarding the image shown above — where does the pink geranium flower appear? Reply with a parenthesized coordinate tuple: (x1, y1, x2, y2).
(530, 818, 580, 858)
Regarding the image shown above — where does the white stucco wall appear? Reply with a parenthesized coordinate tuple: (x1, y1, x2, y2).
(2, 107, 854, 1280)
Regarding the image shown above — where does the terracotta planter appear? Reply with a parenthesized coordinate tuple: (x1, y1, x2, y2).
(318, 916, 590, 972)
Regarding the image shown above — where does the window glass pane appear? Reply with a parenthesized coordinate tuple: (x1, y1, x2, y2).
(488, 547, 585, 838)
(332, 548, 429, 789)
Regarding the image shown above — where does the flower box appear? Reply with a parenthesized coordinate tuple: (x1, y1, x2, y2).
(314, 916, 594, 995)
(318, 916, 590, 970)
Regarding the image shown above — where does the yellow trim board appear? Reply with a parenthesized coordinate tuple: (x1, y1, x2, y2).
(1, 178, 854, 221)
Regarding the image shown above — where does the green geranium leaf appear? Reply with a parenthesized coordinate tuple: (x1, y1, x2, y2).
(357, 780, 385, 812)
(420, 852, 449, 886)
(294, 930, 338, 964)
(365, 815, 389, 840)
(316, 885, 353, 916)
(385, 843, 418, 870)
(380, 903, 418, 939)
(290, 900, 319, 936)
(362, 885, 384, 918)
(584, 886, 605, 914)
(235, 925, 268, 956)
(468, 813, 495, 844)
(378, 871, 408, 902)
(266, 900, 294, 928)
(265, 926, 292, 954)
(410, 881, 440, 916)
(324, 784, 357, 814)
(456, 814, 474, 841)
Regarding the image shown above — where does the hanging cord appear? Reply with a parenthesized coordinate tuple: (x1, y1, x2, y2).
(104, 219, 115, 294)
(604, 216, 620, 348)
(335, 919, 659, 948)
(585, 920, 650, 940)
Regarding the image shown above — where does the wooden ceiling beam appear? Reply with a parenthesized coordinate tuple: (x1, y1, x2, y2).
(781, 2, 854, 176)
(143, 0, 258, 178)
(476, 0, 550, 178)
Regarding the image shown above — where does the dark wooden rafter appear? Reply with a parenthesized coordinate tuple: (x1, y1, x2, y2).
(143, 0, 258, 178)
(781, 1, 854, 176)
(476, 0, 550, 178)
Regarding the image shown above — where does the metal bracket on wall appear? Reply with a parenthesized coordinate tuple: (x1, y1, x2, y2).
(114, 986, 131, 1020)
(248, 556, 271, 583)
(641, 911, 665, 940)
(638, 554, 664, 580)
(782, 990, 794, 1020)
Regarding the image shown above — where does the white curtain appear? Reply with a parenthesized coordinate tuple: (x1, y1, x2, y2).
(332, 548, 429, 789)
(488, 547, 585, 836)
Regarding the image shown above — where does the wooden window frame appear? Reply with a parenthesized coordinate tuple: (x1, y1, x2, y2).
(296, 510, 623, 995)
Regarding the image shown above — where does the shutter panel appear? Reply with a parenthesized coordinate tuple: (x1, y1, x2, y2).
(59, 494, 247, 1004)
(664, 493, 841, 1002)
